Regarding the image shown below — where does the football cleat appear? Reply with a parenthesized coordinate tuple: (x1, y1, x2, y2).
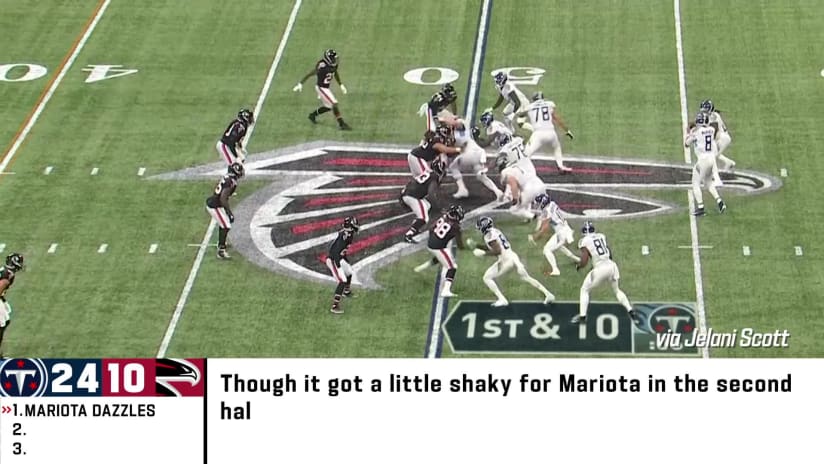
(5, 253, 24, 272)
(238, 108, 254, 125)
(228, 162, 245, 178)
(718, 200, 727, 213)
(695, 111, 710, 126)
(479, 111, 494, 128)
(446, 204, 465, 221)
(533, 193, 551, 210)
(343, 288, 353, 298)
(217, 248, 231, 259)
(532, 91, 544, 101)
(339, 121, 352, 131)
(476, 216, 494, 234)
(493, 71, 507, 88)
(581, 221, 596, 235)
(440, 289, 457, 298)
(700, 99, 714, 113)
(571, 314, 587, 324)
(343, 216, 360, 231)
(693, 207, 706, 216)
(331, 304, 344, 314)
(323, 49, 338, 66)
(628, 310, 643, 325)
(403, 234, 418, 244)
(492, 299, 509, 307)
(308, 112, 317, 124)
(543, 293, 555, 304)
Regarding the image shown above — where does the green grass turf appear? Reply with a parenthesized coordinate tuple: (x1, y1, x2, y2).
(0, 0, 820, 357)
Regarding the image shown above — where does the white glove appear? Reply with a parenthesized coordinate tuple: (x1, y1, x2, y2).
(292, 83, 302, 92)
(340, 84, 348, 94)
(527, 234, 536, 246)
(472, 248, 486, 257)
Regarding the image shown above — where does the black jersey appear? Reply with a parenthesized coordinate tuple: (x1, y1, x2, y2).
(410, 132, 446, 162)
(220, 118, 248, 148)
(0, 266, 15, 301)
(316, 60, 337, 88)
(402, 169, 441, 200)
(206, 175, 238, 208)
(427, 214, 461, 250)
(328, 229, 355, 264)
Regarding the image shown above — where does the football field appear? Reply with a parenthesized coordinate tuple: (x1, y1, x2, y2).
(1, 0, 822, 358)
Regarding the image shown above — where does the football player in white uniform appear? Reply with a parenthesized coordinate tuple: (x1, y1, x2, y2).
(572, 222, 639, 324)
(685, 111, 727, 216)
(496, 135, 545, 220)
(528, 193, 581, 275)
(475, 110, 512, 149)
(448, 118, 504, 200)
(489, 72, 533, 132)
(472, 216, 554, 307)
(521, 92, 575, 172)
(700, 99, 736, 186)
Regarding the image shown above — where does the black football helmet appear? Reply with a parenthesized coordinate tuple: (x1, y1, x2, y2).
(238, 108, 254, 125)
(442, 83, 457, 101)
(343, 216, 359, 231)
(700, 99, 714, 113)
(476, 216, 494, 233)
(446, 204, 465, 222)
(581, 221, 596, 235)
(5, 253, 24, 272)
(323, 49, 338, 66)
(228, 162, 245, 178)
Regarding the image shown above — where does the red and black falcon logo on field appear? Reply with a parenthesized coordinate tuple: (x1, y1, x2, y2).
(155, 142, 780, 288)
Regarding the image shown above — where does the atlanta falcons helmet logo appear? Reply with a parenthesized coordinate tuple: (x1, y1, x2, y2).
(156, 358, 202, 397)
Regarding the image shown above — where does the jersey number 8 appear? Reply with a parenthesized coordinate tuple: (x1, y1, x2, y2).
(704, 134, 712, 152)
(593, 238, 607, 256)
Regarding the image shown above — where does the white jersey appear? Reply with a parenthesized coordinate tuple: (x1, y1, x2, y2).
(709, 111, 728, 133)
(483, 227, 514, 256)
(501, 162, 541, 190)
(685, 125, 717, 158)
(453, 120, 475, 148)
(525, 99, 556, 131)
(486, 120, 512, 146)
(497, 81, 529, 107)
(578, 232, 612, 267)
(539, 201, 568, 228)
(498, 136, 527, 166)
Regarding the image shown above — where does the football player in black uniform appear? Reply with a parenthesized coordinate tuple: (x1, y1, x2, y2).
(400, 159, 446, 243)
(217, 108, 254, 165)
(326, 216, 359, 314)
(0, 253, 24, 357)
(407, 124, 461, 178)
(421, 83, 459, 131)
(293, 49, 351, 130)
(411, 205, 466, 298)
(206, 162, 245, 259)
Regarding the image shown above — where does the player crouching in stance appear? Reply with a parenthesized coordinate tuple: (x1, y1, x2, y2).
(496, 136, 545, 221)
(685, 111, 726, 216)
(217, 108, 254, 165)
(327, 216, 359, 314)
(472, 216, 554, 307)
(528, 193, 581, 276)
(572, 222, 639, 325)
(401, 159, 446, 243)
(412, 205, 466, 298)
(448, 118, 504, 199)
(0, 253, 24, 357)
(520, 92, 574, 172)
(293, 49, 351, 130)
(206, 162, 245, 259)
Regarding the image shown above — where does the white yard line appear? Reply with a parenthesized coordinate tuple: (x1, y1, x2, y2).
(0, 0, 112, 174)
(674, 0, 709, 359)
(426, 0, 492, 359)
(156, 0, 304, 357)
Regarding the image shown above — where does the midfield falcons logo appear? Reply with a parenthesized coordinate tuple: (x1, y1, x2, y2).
(155, 358, 201, 397)
(155, 141, 780, 289)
